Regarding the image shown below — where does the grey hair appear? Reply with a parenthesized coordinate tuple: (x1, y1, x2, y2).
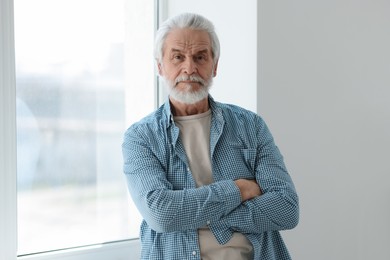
(154, 13, 220, 65)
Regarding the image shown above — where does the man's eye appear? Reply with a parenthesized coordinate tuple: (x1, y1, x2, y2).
(174, 55, 182, 60)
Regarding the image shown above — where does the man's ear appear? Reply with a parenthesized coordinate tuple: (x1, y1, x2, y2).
(213, 60, 219, 77)
(157, 60, 163, 76)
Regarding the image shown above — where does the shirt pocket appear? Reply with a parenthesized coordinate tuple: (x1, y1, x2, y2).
(216, 148, 257, 180)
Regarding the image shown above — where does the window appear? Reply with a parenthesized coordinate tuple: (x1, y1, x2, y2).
(1, 0, 156, 259)
(2, 0, 258, 259)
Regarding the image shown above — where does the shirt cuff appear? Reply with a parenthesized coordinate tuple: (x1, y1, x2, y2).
(209, 222, 234, 245)
(217, 180, 242, 215)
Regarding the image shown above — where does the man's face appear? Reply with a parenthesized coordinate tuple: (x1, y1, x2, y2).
(158, 28, 218, 104)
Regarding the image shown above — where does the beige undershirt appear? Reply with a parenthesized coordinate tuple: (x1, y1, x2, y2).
(174, 110, 253, 260)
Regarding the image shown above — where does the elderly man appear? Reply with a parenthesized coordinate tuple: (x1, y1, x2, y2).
(122, 13, 299, 260)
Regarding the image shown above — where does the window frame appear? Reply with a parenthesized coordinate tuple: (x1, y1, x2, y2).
(16, 240, 140, 260)
(0, 1, 18, 259)
(0, 0, 163, 259)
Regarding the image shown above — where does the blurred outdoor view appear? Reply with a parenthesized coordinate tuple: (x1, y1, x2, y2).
(14, 0, 147, 255)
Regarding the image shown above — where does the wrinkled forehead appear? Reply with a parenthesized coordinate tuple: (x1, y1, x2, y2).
(163, 28, 212, 55)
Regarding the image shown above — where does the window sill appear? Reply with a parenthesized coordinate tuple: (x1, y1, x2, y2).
(18, 239, 140, 260)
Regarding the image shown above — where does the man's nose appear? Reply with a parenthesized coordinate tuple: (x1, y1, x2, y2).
(182, 58, 197, 74)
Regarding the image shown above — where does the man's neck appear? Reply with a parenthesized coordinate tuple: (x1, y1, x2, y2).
(170, 97, 209, 116)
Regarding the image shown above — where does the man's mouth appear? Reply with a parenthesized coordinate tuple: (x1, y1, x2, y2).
(181, 80, 199, 83)
(175, 75, 206, 87)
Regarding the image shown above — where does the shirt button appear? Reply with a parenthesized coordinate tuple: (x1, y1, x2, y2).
(206, 220, 210, 225)
(192, 251, 197, 256)
(187, 167, 190, 172)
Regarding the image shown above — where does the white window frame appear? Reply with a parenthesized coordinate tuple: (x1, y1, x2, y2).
(0, 1, 18, 260)
(0, 0, 166, 259)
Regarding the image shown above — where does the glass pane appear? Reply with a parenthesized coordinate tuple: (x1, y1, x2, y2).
(14, 0, 150, 255)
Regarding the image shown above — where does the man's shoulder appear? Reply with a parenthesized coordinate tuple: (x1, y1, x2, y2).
(214, 100, 259, 120)
(125, 105, 167, 135)
(211, 100, 268, 133)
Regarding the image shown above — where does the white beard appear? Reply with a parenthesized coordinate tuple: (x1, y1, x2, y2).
(163, 74, 213, 104)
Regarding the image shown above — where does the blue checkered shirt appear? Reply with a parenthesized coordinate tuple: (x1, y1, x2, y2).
(122, 96, 299, 259)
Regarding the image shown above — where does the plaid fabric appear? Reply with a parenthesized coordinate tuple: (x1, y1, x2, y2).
(122, 96, 299, 259)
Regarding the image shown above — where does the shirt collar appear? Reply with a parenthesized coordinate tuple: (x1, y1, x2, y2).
(162, 98, 174, 127)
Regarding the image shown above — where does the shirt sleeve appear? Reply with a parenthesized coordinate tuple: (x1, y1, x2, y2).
(122, 124, 242, 233)
(217, 116, 299, 234)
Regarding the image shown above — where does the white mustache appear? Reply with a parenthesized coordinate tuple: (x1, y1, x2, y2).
(175, 75, 206, 86)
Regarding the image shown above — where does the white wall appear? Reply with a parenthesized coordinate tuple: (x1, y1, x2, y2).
(165, 1, 390, 259)
(164, 0, 258, 112)
(259, 1, 390, 259)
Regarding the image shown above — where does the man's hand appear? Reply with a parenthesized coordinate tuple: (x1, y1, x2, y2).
(234, 179, 262, 202)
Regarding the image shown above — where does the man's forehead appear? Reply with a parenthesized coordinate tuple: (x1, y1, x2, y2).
(164, 28, 212, 52)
